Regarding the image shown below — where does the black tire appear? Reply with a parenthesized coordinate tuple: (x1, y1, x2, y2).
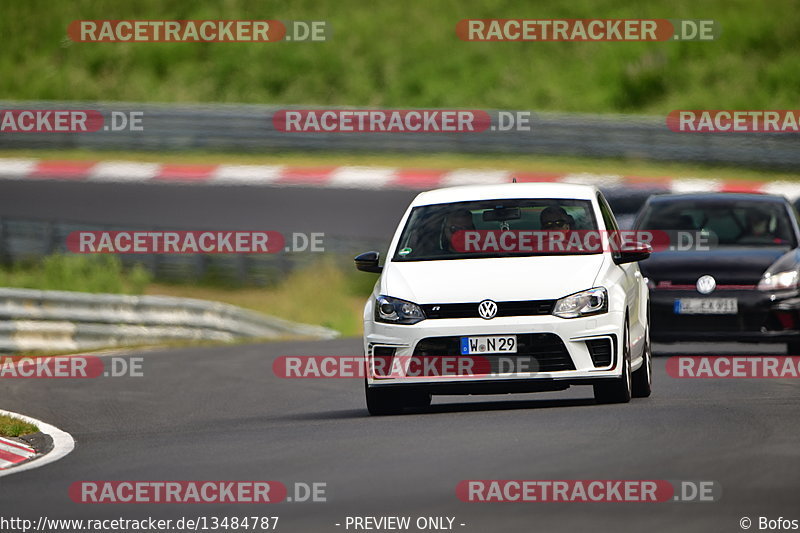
(787, 341, 800, 355)
(594, 320, 632, 404)
(631, 328, 652, 398)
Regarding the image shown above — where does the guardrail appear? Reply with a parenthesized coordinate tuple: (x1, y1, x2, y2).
(1, 101, 798, 169)
(0, 217, 386, 286)
(0, 287, 338, 353)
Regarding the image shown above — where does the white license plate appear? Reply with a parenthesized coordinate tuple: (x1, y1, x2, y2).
(674, 298, 738, 315)
(460, 335, 517, 354)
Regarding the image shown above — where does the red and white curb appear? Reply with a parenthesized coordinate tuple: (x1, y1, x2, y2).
(0, 409, 75, 478)
(0, 436, 36, 469)
(1, 158, 798, 199)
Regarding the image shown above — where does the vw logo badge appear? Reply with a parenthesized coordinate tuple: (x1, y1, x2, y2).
(478, 299, 498, 320)
(696, 275, 716, 294)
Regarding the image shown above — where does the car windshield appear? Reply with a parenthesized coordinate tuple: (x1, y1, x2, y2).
(392, 198, 599, 261)
(636, 199, 797, 248)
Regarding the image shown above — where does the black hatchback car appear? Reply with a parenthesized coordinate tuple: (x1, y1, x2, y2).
(633, 193, 800, 353)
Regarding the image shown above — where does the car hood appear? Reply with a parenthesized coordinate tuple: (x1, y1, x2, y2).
(639, 247, 794, 285)
(381, 255, 607, 303)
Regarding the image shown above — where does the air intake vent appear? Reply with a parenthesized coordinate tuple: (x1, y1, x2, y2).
(586, 338, 614, 367)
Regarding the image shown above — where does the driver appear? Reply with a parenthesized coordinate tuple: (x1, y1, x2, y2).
(441, 208, 475, 252)
(746, 209, 771, 237)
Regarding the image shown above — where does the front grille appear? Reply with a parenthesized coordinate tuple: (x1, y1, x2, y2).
(586, 338, 614, 367)
(413, 333, 574, 373)
(420, 300, 555, 319)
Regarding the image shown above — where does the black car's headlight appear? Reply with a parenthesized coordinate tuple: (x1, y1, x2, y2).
(552, 287, 608, 318)
(758, 270, 799, 291)
(375, 295, 426, 325)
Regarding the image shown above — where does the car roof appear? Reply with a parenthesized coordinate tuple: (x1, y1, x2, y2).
(647, 192, 788, 204)
(410, 183, 599, 207)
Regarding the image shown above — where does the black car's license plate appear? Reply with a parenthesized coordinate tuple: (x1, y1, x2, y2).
(674, 298, 738, 315)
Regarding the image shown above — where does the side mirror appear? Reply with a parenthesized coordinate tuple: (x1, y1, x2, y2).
(613, 242, 652, 265)
(355, 251, 383, 273)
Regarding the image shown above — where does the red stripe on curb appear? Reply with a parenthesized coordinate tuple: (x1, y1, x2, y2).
(0, 448, 30, 464)
(0, 158, 793, 199)
(30, 161, 96, 179)
(0, 438, 35, 452)
(391, 169, 448, 189)
(155, 164, 217, 182)
(275, 166, 337, 185)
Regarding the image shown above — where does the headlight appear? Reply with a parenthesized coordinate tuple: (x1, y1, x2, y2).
(552, 287, 608, 319)
(375, 295, 426, 325)
(758, 270, 799, 291)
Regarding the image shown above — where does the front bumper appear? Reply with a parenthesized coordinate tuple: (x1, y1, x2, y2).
(649, 288, 800, 343)
(364, 311, 624, 389)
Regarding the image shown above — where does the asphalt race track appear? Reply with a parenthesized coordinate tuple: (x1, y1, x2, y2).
(0, 339, 798, 533)
(0, 180, 651, 240)
(0, 180, 418, 241)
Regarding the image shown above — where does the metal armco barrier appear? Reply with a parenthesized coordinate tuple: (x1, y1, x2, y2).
(0, 218, 385, 286)
(1, 101, 798, 169)
(0, 287, 338, 353)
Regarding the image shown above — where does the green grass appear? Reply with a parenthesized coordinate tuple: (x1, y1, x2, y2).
(146, 257, 372, 336)
(0, 0, 798, 113)
(0, 254, 151, 294)
(0, 251, 371, 337)
(2, 148, 799, 182)
(0, 253, 369, 337)
(0, 415, 39, 437)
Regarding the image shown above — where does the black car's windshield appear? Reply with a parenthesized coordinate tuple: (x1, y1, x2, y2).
(392, 198, 598, 261)
(636, 199, 797, 248)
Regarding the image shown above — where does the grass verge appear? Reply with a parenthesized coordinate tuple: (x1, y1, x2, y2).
(0, 254, 367, 339)
(0, 254, 151, 294)
(1, 1, 799, 113)
(146, 257, 371, 337)
(0, 415, 38, 437)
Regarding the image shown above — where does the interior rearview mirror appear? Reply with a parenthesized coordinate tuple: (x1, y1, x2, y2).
(482, 207, 521, 223)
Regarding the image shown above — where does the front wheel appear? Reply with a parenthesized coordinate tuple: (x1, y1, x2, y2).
(594, 321, 632, 404)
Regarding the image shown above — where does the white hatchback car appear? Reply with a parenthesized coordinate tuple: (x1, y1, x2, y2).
(356, 183, 652, 415)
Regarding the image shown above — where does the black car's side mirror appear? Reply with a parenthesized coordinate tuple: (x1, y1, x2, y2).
(613, 243, 652, 265)
(355, 251, 383, 273)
